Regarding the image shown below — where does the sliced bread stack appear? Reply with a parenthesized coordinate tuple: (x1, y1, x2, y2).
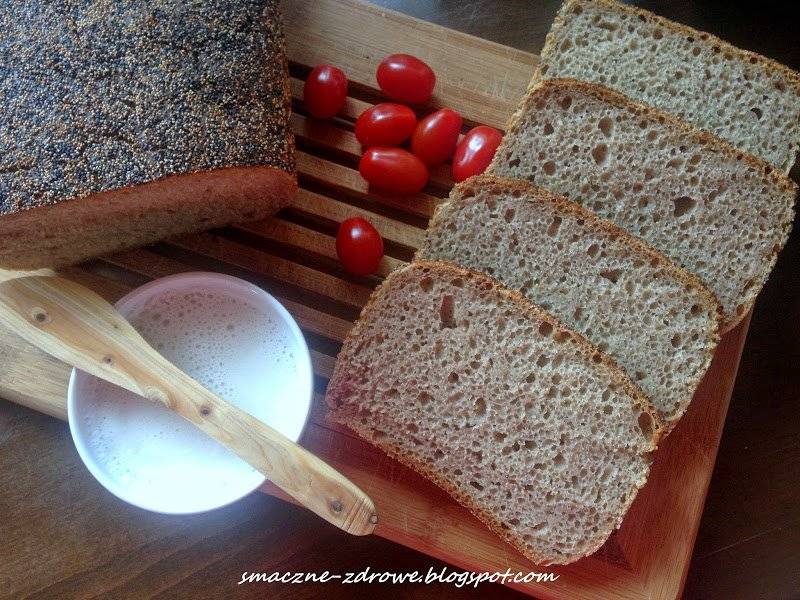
(326, 261, 662, 565)
(535, 0, 800, 172)
(417, 175, 721, 428)
(328, 0, 799, 568)
(490, 78, 797, 330)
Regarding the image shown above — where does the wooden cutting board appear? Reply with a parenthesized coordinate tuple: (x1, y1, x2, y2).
(0, 1, 752, 598)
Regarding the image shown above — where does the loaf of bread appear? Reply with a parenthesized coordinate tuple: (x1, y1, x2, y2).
(327, 261, 663, 565)
(0, 0, 296, 268)
(490, 78, 797, 330)
(536, 0, 800, 172)
(417, 176, 721, 427)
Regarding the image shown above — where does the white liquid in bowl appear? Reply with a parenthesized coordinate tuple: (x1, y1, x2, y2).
(68, 273, 313, 514)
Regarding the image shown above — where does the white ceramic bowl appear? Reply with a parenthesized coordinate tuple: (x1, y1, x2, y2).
(67, 272, 313, 514)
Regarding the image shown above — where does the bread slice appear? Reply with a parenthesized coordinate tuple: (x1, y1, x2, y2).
(490, 78, 796, 330)
(0, 1, 295, 268)
(417, 176, 721, 427)
(326, 261, 663, 565)
(536, 0, 800, 172)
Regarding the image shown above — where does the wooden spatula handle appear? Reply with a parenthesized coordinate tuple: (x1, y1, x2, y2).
(130, 365, 378, 536)
(0, 276, 377, 536)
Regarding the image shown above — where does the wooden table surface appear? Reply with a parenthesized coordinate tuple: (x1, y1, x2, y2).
(1, 2, 798, 599)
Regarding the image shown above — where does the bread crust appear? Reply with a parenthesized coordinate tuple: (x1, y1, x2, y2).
(327, 260, 664, 565)
(0, 165, 297, 268)
(491, 77, 798, 330)
(424, 174, 723, 430)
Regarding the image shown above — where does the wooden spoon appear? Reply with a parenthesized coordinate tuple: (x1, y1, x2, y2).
(0, 275, 377, 536)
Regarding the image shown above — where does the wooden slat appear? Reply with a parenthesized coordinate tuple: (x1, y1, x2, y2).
(290, 76, 372, 122)
(166, 231, 373, 310)
(298, 151, 441, 218)
(290, 112, 454, 189)
(310, 350, 335, 380)
(236, 217, 406, 277)
(291, 188, 426, 249)
(284, 0, 537, 129)
(102, 248, 354, 343)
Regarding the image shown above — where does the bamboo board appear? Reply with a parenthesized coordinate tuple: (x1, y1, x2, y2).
(0, 1, 752, 598)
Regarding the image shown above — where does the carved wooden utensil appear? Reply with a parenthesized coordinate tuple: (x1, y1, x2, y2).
(0, 275, 377, 536)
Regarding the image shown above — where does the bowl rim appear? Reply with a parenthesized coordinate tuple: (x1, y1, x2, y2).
(67, 271, 314, 515)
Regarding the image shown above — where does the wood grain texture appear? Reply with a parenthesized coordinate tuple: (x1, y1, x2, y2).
(1, 1, 798, 598)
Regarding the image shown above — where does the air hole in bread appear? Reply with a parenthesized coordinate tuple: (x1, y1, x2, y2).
(470, 480, 484, 491)
(587, 243, 600, 258)
(547, 215, 562, 236)
(439, 295, 456, 329)
(419, 276, 433, 292)
(504, 207, 516, 222)
(671, 334, 682, 348)
(433, 449, 444, 460)
(638, 411, 655, 438)
(599, 268, 621, 284)
(559, 95, 573, 110)
(543, 161, 556, 175)
(591, 144, 608, 165)
(538, 321, 554, 337)
(672, 196, 696, 217)
(598, 116, 613, 137)
(473, 397, 487, 417)
(406, 422, 419, 434)
(553, 452, 566, 468)
(666, 157, 682, 169)
(417, 391, 432, 405)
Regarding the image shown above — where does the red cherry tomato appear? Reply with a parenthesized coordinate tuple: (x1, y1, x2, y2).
(376, 54, 436, 104)
(355, 103, 417, 147)
(451, 126, 503, 182)
(411, 108, 463, 166)
(304, 64, 348, 119)
(359, 147, 429, 195)
(336, 217, 384, 276)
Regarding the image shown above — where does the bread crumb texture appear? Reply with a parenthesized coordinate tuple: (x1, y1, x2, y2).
(0, 0, 294, 215)
(418, 176, 721, 426)
(491, 79, 796, 329)
(327, 261, 661, 564)
(538, 0, 800, 172)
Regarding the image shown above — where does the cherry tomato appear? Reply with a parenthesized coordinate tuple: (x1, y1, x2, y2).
(355, 103, 417, 147)
(303, 64, 348, 119)
(359, 147, 429, 195)
(411, 108, 463, 166)
(376, 54, 436, 105)
(451, 125, 503, 182)
(336, 217, 384, 276)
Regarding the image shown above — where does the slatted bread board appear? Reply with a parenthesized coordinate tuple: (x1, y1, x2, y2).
(0, 1, 754, 598)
